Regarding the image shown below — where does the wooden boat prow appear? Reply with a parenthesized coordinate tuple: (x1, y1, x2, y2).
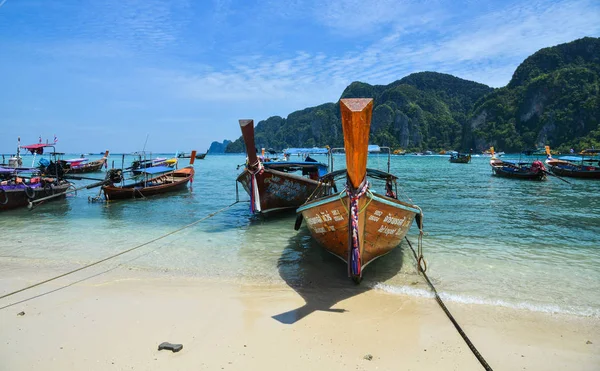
(297, 98, 421, 283)
(340, 98, 372, 188)
(236, 119, 328, 214)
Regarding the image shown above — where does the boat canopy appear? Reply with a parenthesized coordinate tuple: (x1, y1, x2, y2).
(558, 156, 598, 162)
(501, 160, 531, 165)
(264, 161, 329, 177)
(134, 166, 174, 174)
(0, 166, 38, 174)
(64, 158, 88, 163)
(284, 147, 329, 155)
(20, 143, 54, 155)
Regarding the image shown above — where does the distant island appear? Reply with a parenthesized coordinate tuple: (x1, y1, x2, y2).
(208, 140, 232, 154)
(223, 37, 599, 153)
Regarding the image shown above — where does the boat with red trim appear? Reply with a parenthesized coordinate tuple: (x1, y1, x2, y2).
(545, 146, 600, 179)
(489, 147, 547, 180)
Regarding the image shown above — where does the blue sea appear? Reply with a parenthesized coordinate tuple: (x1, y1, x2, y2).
(1, 152, 599, 318)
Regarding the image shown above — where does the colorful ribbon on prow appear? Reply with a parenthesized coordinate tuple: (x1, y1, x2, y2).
(346, 179, 369, 278)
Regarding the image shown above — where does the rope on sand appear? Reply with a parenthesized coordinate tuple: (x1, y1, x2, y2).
(0, 201, 243, 303)
(405, 236, 494, 371)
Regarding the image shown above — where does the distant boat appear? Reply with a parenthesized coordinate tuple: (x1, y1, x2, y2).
(296, 98, 421, 283)
(449, 153, 471, 163)
(545, 146, 600, 179)
(196, 150, 208, 159)
(59, 151, 109, 174)
(236, 119, 329, 214)
(489, 147, 546, 180)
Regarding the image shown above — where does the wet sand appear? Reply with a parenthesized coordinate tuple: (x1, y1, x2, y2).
(0, 260, 599, 371)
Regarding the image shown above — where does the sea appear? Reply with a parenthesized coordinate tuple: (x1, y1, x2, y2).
(1, 152, 599, 318)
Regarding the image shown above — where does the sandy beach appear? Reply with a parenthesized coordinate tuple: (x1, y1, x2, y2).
(0, 258, 598, 371)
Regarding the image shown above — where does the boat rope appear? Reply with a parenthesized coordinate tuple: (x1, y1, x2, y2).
(0, 201, 243, 303)
(248, 160, 263, 213)
(346, 179, 369, 278)
(404, 234, 493, 371)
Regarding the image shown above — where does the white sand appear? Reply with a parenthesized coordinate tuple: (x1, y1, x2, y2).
(1, 260, 599, 371)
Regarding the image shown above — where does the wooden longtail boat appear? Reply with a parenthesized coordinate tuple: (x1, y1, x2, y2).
(449, 153, 471, 163)
(196, 150, 208, 159)
(236, 120, 328, 214)
(296, 99, 422, 283)
(0, 167, 71, 211)
(102, 152, 196, 200)
(61, 151, 109, 174)
(489, 148, 546, 180)
(545, 146, 600, 179)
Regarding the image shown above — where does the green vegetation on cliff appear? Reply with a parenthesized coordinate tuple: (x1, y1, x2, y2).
(226, 37, 600, 153)
(469, 37, 600, 152)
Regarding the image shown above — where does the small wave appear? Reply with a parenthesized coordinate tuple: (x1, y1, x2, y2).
(372, 282, 600, 318)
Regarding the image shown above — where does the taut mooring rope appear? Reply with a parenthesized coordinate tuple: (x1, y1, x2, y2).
(0, 201, 242, 302)
(405, 236, 494, 371)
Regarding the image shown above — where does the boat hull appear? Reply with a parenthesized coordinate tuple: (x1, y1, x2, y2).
(297, 192, 418, 270)
(491, 164, 546, 180)
(0, 182, 71, 211)
(449, 156, 471, 164)
(237, 168, 322, 213)
(103, 167, 193, 200)
(64, 161, 105, 174)
(548, 165, 600, 179)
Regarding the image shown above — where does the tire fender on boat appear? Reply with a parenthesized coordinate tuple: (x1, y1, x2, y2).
(0, 188, 8, 205)
(44, 183, 54, 196)
(24, 186, 35, 199)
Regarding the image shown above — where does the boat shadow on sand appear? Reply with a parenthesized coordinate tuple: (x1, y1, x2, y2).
(273, 227, 404, 324)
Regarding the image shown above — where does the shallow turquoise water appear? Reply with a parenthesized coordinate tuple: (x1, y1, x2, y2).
(1, 153, 599, 317)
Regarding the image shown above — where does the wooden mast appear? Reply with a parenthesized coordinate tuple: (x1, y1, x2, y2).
(340, 98, 373, 188)
(239, 119, 258, 166)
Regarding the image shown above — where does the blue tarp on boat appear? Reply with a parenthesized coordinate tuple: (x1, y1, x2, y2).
(557, 156, 597, 162)
(264, 161, 329, 177)
(134, 166, 174, 174)
(284, 148, 329, 155)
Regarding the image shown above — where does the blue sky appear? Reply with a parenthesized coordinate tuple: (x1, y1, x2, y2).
(1, 0, 598, 153)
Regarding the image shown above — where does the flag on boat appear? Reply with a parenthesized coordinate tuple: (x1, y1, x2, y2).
(54, 134, 58, 143)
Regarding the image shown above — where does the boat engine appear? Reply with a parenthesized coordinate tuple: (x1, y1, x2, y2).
(106, 169, 123, 184)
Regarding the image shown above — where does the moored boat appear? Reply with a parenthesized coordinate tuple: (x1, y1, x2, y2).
(236, 119, 329, 214)
(196, 150, 209, 159)
(1, 141, 72, 212)
(489, 148, 546, 180)
(102, 152, 196, 200)
(545, 146, 600, 179)
(60, 151, 110, 174)
(295, 98, 422, 283)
